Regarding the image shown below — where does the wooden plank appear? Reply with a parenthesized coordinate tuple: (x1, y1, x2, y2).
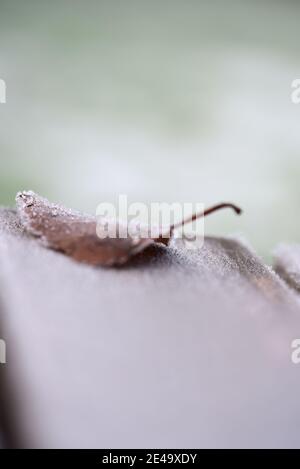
(0, 208, 300, 448)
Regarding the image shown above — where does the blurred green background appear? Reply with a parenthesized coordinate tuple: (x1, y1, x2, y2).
(0, 0, 299, 261)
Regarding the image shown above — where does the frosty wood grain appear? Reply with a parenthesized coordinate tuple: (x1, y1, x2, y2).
(0, 208, 300, 448)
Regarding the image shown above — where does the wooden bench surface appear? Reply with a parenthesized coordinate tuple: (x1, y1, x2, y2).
(0, 208, 300, 448)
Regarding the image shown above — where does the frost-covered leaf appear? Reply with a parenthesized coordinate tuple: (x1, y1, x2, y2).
(16, 191, 241, 267)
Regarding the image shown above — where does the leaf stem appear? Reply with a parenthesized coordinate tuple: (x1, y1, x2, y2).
(170, 203, 242, 233)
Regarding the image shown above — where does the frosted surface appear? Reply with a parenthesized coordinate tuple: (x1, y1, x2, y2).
(0, 208, 300, 448)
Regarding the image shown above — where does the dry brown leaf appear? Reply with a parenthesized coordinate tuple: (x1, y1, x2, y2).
(16, 191, 241, 267)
